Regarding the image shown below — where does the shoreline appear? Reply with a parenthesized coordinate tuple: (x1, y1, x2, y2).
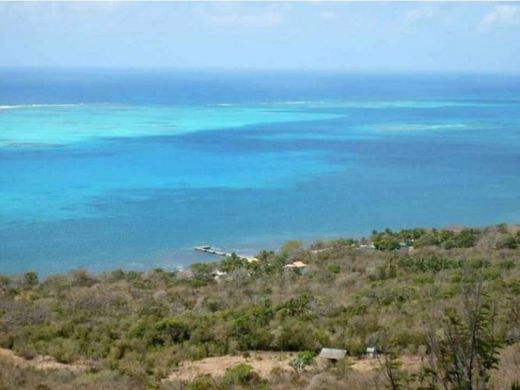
(3, 222, 519, 279)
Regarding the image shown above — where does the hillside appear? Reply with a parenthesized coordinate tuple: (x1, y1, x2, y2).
(0, 225, 519, 389)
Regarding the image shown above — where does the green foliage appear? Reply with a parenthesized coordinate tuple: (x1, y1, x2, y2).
(413, 233, 439, 248)
(289, 351, 316, 373)
(398, 255, 462, 272)
(276, 320, 328, 351)
(443, 228, 480, 249)
(276, 293, 313, 318)
(222, 363, 262, 386)
(372, 234, 401, 251)
(190, 263, 214, 286)
(496, 235, 519, 250)
(22, 272, 39, 288)
(232, 306, 274, 350)
(186, 375, 218, 390)
(219, 253, 248, 273)
(155, 318, 191, 344)
(371, 227, 481, 251)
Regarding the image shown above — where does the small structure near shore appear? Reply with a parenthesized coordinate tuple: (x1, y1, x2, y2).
(194, 245, 228, 256)
(318, 348, 347, 364)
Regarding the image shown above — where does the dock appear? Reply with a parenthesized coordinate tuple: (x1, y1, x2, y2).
(193, 245, 258, 262)
(193, 245, 229, 257)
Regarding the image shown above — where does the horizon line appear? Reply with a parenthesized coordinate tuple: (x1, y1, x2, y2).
(2, 66, 520, 77)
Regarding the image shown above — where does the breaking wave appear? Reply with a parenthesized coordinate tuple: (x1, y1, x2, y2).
(0, 104, 79, 110)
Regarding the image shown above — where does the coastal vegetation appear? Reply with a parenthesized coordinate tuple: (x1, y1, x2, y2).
(0, 224, 519, 389)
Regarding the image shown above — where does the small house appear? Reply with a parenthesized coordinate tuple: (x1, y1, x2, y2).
(242, 256, 259, 263)
(318, 348, 347, 364)
(283, 261, 308, 272)
(211, 270, 227, 280)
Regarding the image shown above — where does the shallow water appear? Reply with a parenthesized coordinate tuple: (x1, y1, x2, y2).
(1, 70, 520, 275)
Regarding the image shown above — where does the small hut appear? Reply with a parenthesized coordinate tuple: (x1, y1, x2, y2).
(283, 261, 308, 273)
(318, 348, 347, 364)
(211, 270, 227, 280)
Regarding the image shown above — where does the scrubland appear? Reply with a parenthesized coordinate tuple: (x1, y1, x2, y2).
(1, 225, 519, 389)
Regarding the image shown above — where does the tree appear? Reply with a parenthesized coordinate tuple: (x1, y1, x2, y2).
(22, 272, 39, 288)
(219, 253, 247, 273)
(155, 317, 191, 343)
(424, 280, 501, 390)
(373, 235, 400, 251)
(378, 350, 405, 390)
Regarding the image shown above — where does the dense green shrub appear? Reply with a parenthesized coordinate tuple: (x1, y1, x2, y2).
(155, 318, 192, 344)
(222, 363, 262, 386)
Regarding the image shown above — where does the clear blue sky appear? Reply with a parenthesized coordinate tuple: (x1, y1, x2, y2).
(1, 1, 519, 73)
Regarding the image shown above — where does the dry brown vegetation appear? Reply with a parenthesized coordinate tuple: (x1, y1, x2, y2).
(0, 224, 519, 389)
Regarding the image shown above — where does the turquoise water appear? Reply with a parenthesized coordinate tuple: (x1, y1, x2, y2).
(1, 71, 520, 275)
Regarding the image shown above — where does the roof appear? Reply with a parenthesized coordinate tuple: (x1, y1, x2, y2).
(318, 348, 347, 360)
(283, 261, 307, 268)
(242, 256, 258, 263)
(211, 270, 227, 276)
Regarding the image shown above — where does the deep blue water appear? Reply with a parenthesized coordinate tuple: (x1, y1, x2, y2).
(1, 70, 520, 275)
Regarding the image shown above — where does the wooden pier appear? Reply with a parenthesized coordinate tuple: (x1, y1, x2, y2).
(193, 245, 229, 257)
(193, 245, 258, 262)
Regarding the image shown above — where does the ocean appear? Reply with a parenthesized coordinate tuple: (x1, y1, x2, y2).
(1, 69, 520, 275)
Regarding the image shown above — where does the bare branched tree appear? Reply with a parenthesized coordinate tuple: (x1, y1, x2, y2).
(423, 278, 501, 390)
(378, 349, 404, 390)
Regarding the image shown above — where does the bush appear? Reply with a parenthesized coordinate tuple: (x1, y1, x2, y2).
(413, 233, 439, 248)
(186, 375, 218, 390)
(373, 235, 400, 251)
(289, 351, 316, 373)
(154, 318, 191, 344)
(232, 305, 274, 350)
(280, 240, 303, 255)
(22, 272, 39, 288)
(219, 254, 248, 273)
(276, 321, 328, 351)
(222, 363, 262, 386)
(496, 235, 518, 250)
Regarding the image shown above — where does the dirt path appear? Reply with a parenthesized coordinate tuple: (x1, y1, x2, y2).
(168, 352, 294, 381)
(0, 347, 87, 372)
(1, 346, 422, 380)
(167, 351, 422, 381)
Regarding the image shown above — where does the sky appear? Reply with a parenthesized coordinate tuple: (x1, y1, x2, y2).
(1, 1, 520, 73)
